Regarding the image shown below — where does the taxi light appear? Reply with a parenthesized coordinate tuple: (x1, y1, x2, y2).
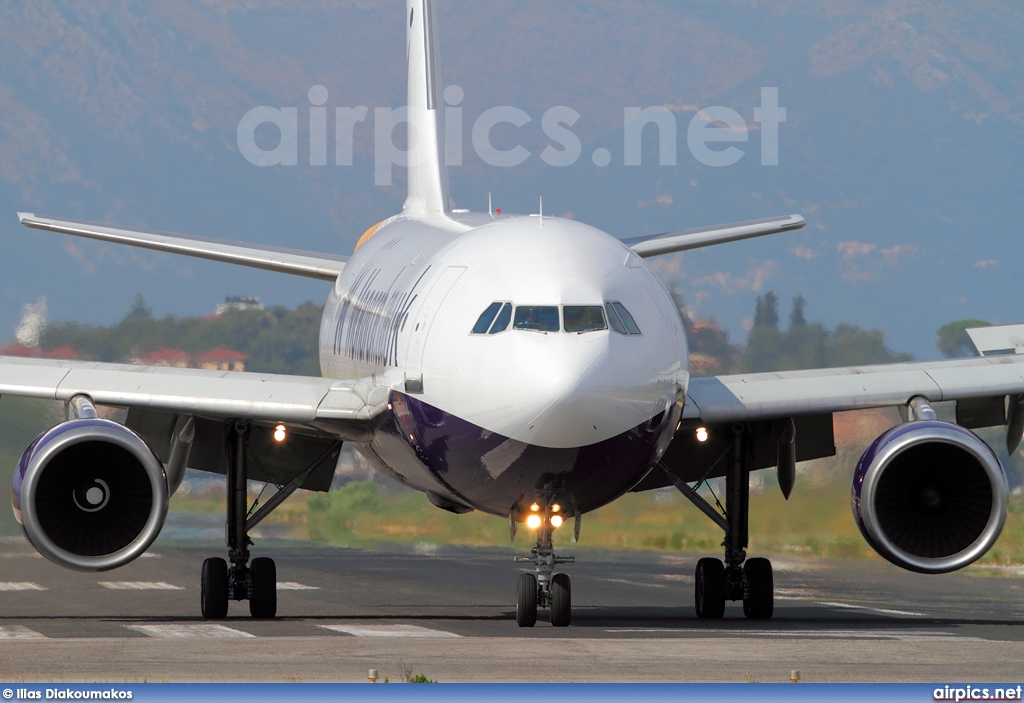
(273, 424, 287, 443)
(526, 514, 542, 529)
(551, 503, 561, 513)
(529, 503, 540, 512)
(550, 515, 563, 528)
(696, 427, 709, 443)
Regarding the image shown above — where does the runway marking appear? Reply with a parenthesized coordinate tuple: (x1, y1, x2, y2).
(605, 628, 986, 642)
(0, 626, 46, 639)
(126, 624, 255, 639)
(277, 582, 319, 590)
(597, 578, 667, 588)
(0, 582, 45, 591)
(819, 601, 924, 617)
(320, 624, 461, 638)
(99, 581, 183, 590)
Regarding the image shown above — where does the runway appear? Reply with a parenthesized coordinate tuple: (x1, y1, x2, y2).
(0, 518, 1022, 683)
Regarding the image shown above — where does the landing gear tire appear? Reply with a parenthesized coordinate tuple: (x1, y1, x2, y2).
(694, 557, 726, 619)
(249, 556, 277, 619)
(550, 573, 571, 627)
(201, 557, 229, 619)
(742, 557, 774, 620)
(516, 573, 538, 627)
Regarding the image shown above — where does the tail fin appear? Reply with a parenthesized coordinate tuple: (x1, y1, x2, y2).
(404, 0, 451, 215)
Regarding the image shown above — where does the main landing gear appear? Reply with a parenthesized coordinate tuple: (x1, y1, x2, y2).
(664, 425, 774, 620)
(200, 422, 338, 619)
(514, 516, 574, 627)
(200, 422, 277, 619)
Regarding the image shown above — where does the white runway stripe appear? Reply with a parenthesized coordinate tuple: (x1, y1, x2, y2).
(99, 581, 183, 590)
(0, 582, 45, 591)
(320, 624, 461, 638)
(818, 601, 924, 617)
(127, 624, 255, 639)
(0, 626, 46, 639)
(277, 582, 319, 590)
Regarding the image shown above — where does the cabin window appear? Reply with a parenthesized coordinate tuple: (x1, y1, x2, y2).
(606, 301, 641, 335)
(471, 302, 502, 334)
(513, 305, 560, 332)
(564, 305, 607, 333)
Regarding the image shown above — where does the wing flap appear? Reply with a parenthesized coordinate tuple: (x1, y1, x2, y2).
(685, 355, 1024, 424)
(17, 212, 346, 281)
(623, 214, 805, 258)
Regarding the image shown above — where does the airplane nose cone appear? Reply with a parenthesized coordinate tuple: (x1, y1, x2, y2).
(509, 334, 675, 449)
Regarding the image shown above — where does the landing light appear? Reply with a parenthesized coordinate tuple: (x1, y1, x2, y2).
(273, 424, 287, 443)
(550, 515, 563, 528)
(551, 503, 561, 513)
(529, 503, 540, 512)
(526, 514, 542, 529)
(696, 427, 709, 443)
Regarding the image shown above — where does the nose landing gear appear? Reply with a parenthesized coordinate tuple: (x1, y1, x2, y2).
(514, 519, 574, 627)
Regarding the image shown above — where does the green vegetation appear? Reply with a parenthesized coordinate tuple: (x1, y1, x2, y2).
(936, 318, 991, 358)
(41, 294, 323, 375)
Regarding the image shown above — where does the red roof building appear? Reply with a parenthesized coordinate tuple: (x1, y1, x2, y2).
(196, 347, 248, 372)
(135, 348, 193, 368)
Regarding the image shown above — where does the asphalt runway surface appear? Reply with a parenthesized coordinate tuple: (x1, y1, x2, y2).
(0, 516, 1023, 683)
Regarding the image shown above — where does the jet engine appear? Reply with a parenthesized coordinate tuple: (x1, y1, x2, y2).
(12, 418, 168, 572)
(852, 420, 1008, 574)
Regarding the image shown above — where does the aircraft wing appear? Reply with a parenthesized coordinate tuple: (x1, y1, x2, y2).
(17, 212, 347, 281)
(623, 214, 805, 258)
(683, 354, 1024, 424)
(0, 355, 386, 428)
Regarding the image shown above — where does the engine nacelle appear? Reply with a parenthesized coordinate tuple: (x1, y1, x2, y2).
(852, 420, 1008, 574)
(12, 419, 168, 572)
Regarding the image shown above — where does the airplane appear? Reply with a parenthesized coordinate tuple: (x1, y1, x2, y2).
(6, 0, 1023, 628)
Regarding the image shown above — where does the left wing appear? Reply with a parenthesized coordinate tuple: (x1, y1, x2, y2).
(623, 214, 805, 258)
(683, 355, 1024, 424)
(638, 354, 1024, 492)
(17, 212, 347, 281)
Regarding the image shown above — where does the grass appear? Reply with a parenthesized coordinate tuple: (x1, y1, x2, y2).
(182, 473, 1024, 568)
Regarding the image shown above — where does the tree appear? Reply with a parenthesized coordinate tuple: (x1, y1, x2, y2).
(753, 292, 780, 329)
(936, 319, 990, 358)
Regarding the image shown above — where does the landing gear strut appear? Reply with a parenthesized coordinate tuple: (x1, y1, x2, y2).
(664, 425, 774, 620)
(514, 521, 574, 627)
(201, 422, 277, 619)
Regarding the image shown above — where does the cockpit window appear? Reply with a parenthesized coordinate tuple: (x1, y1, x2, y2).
(489, 302, 512, 334)
(564, 305, 607, 333)
(471, 302, 502, 334)
(605, 302, 627, 334)
(513, 305, 560, 332)
(607, 301, 641, 335)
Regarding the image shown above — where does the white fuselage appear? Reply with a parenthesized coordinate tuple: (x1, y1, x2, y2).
(318, 211, 688, 517)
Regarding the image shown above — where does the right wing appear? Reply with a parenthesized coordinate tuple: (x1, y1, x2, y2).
(622, 214, 805, 258)
(17, 212, 347, 281)
(0, 355, 386, 428)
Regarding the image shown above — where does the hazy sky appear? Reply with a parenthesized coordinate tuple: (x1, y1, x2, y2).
(1, 1, 1021, 359)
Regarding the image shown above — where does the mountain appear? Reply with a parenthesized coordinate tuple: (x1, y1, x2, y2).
(1, 0, 1021, 358)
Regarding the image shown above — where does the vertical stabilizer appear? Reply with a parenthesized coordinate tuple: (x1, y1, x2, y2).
(404, 0, 450, 215)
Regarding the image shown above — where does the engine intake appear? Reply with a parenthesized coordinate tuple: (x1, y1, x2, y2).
(12, 419, 168, 572)
(852, 420, 1008, 574)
